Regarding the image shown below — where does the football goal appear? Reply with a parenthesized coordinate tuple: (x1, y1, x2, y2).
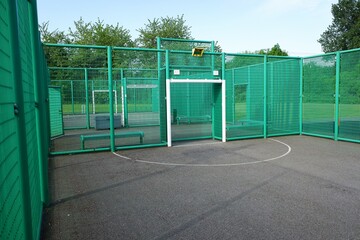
(92, 90, 118, 114)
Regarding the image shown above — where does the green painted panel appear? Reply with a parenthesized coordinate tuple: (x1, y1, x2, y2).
(1, 1, 26, 239)
(49, 87, 64, 137)
(17, 0, 43, 239)
(303, 55, 336, 138)
(267, 58, 301, 136)
(339, 50, 360, 142)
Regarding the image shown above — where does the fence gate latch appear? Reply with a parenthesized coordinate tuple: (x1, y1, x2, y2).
(14, 103, 19, 115)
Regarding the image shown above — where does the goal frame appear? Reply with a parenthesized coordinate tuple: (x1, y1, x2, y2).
(92, 90, 118, 114)
(166, 79, 226, 147)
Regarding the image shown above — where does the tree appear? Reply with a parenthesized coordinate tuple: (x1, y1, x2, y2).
(40, 18, 136, 68)
(226, 44, 288, 69)
(136, 15, 192, 48)
(66, 18, 136, 68)
(257, 43, 288, 56)
(40, 22, 72, 73)
(318, 0, 360, 52)
(39, 21, 70, 44)
(69, 18, 134, 47)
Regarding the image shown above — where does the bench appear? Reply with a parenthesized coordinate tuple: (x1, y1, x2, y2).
(226, 120, 264, 131)
(80, 131, 144, 149)
(176, 115, 211, 125)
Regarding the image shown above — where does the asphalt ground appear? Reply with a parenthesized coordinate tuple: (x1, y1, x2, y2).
(42, 135, 360, 240)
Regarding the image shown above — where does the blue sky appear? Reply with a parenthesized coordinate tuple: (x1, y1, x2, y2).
(37, 0, 338, 56)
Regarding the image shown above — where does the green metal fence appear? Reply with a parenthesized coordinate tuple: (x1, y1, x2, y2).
(225, 54, 265, 139)
(49, 86, 64, 137)
(44, 39, 359, 154)
(158, 38, 224, 142)
(303, 54, 336, 138)
(224, 55, 301, 140)
(267, 57, 301, 136)
(303, 49, 360, 143)
(1, 1, 359, 239)
(0, 0, 50, 240)
(338, 50, 360, 142)
(44, 44, 168, 153)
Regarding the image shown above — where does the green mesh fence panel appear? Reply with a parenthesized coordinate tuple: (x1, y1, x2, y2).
(122, 69, 159, 127)
(159, 68, 167, 143)
(0, 2, 26, 239)
(225, 69, 234, 124)
(339, 50, 360, 142)
(49, 87, 64, 137)
(303, 55, 336, 138)
(17, 2, 43, 237)
(45, 46, 166, 151)
(45, 46, 112, 151)
(167, 51, 222, 82)
(170, 82, 213, 141)
(225, 55, 265, 139)
(267, 58, 300, 136)
(113, 49, 163, 147)
(44, 40, 359, 152)
(213, 83, 223, 139)
(1, 1, 48, 239)
(159, 38, 213, 52)
(158, 39, 222, 142)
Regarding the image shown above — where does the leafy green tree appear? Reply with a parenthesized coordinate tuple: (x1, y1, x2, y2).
(318, 0, 360, 52)
(136, 15, 192, 48)
(40, 21, 72, 86)
(69, 18, 134, 47)
(66, 18, 135, 68)
(39, 21, 70, 44)
(256, 43, 288, 56)
(226, 44, 288, 69)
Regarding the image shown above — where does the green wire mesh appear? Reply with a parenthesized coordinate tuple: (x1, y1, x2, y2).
(49, 87, 64, 137)
(45, 46, 166, 151)
(1, 1, 49, 239)
(44, 43, 360, 150)
(159, 38, 213, 51)
(225, 55, 265, 139)
(267, 58, 301, 136)
(339, 51, 360, 141)
(303, 55, 336, 138)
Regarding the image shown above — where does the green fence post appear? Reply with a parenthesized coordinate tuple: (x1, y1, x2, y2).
(299, 58, 303, 134)
(84, 68, 90, 129)
(28, 0, 49, 206)
(231, 68, 235, 123)
(122, 78, 128, 127)
(71, 80, 74, 114)
(8, 0, 34, 238)
(263, 55, 268, 138)
(91, 80, 94, 114)
(120, 69, 127, 127)
(334, 52, 340, 141)
(108, 46, 115, 151)
(166, 50, 170, 83)
(247, 67, 251, 121)
(211, 41, 215, 72)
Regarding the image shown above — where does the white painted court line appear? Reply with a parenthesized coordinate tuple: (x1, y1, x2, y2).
(113, 152, 131, 160)
(173, 141, 223, 148)
(113, 138, 292, 167)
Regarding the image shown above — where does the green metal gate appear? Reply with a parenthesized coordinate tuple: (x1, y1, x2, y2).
(49, 86, 64, 137)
